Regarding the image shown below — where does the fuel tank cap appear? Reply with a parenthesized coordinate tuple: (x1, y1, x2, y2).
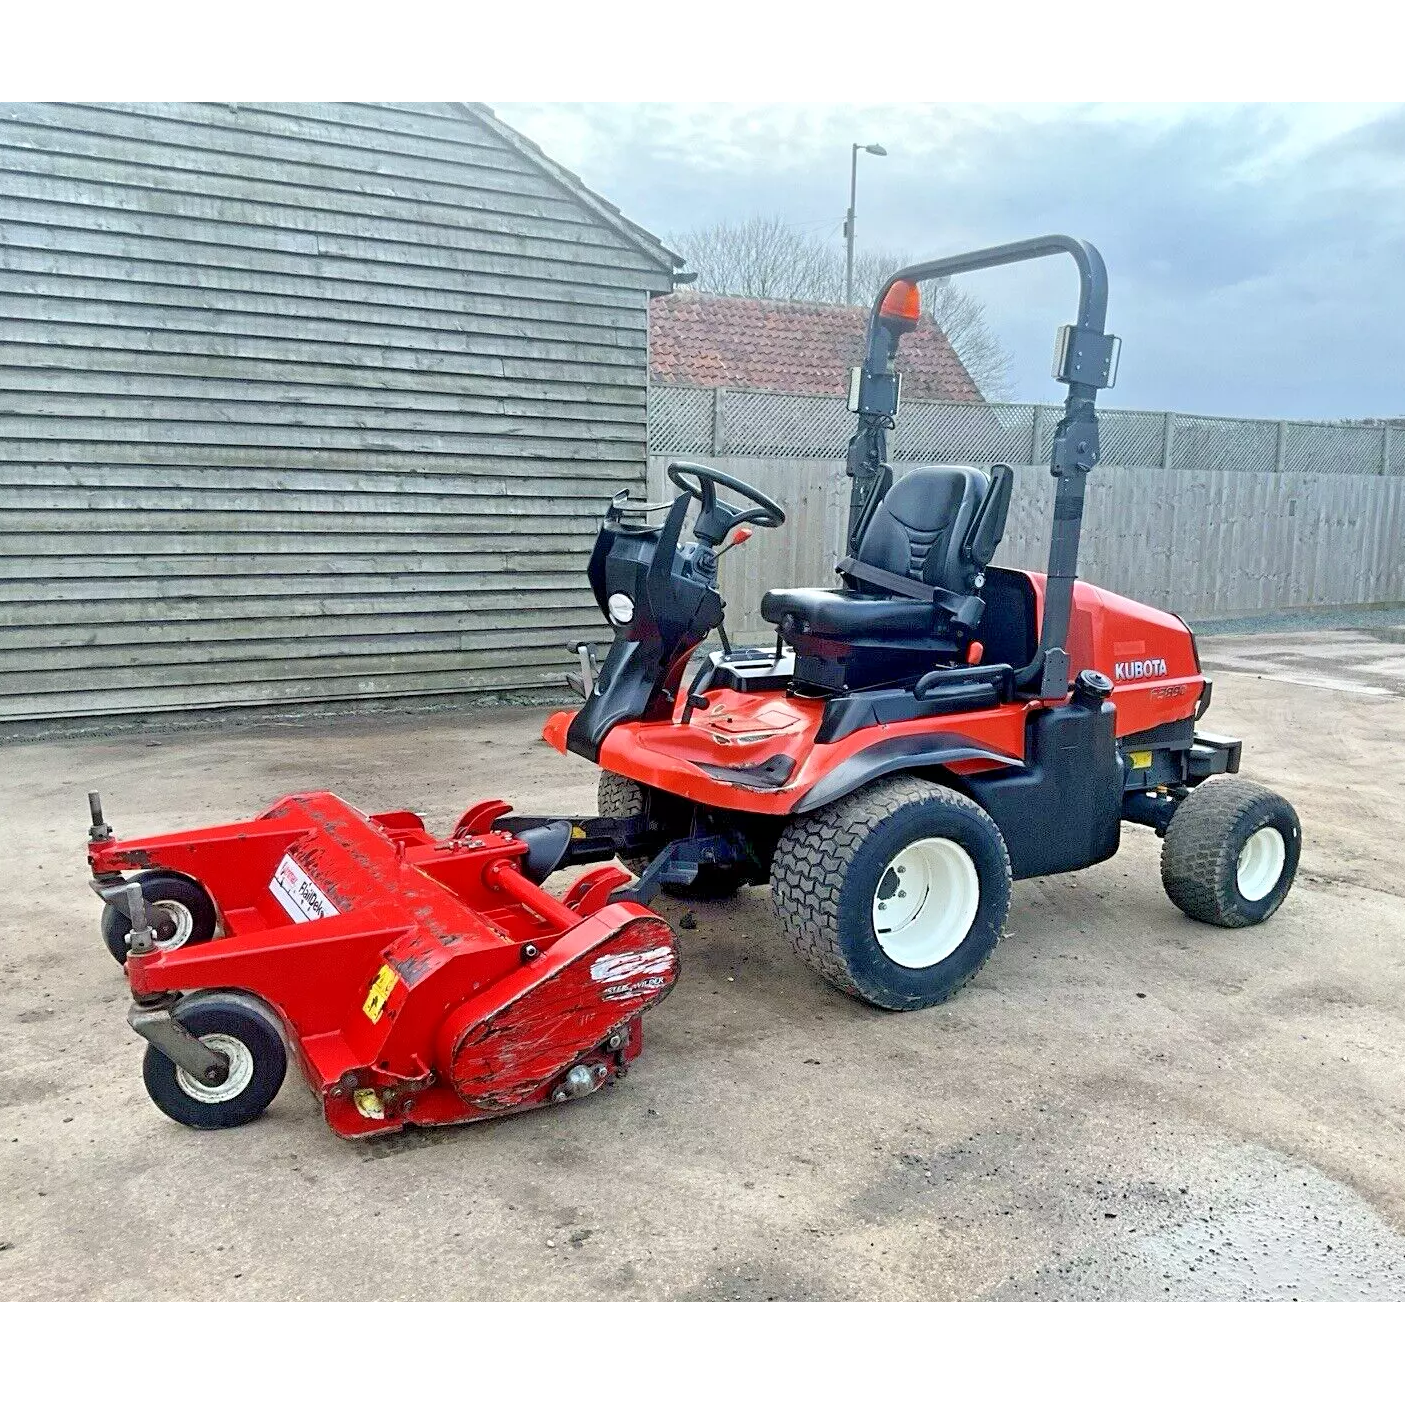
(1074, 668, 1115, 703)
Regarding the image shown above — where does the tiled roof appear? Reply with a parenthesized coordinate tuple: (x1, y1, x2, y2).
(650, 292, 981, 401)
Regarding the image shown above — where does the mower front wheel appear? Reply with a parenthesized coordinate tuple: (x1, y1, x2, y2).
(141, 993, 287, 1131)
(771, 776, 1012, 1011)
(1160, 777, 1301, 927)
(101, 870, 218, 965)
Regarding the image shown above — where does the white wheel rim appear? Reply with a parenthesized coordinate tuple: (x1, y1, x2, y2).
(175, 1034, 255, 1104)
(150, 900, 195, 952)
(1236, 825, 1286, 902)
(872, 837, 981, 968)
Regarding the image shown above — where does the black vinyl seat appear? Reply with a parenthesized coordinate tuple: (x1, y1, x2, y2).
(760, 588, 936, 640)
(848, 464, 991, 595)
(761, 464, 1013, 691)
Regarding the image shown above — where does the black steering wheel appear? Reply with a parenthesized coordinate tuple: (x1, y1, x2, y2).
(666, 460, 786, 547)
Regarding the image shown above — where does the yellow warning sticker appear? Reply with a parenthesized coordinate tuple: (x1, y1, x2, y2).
(353, 1088, 386, 1120)
(362, 964, 398, 1023)
(1128, 750, 1153, 771)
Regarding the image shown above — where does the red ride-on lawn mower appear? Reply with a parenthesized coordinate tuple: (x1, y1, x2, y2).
(542, 234, 1302, 1010)
(86, 234, 1300, 1140)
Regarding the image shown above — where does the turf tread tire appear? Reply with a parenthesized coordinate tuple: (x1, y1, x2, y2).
(1160, 777, 1300, 928)
(771, 776, 1011, 1009)
(597, 772, 648, 878)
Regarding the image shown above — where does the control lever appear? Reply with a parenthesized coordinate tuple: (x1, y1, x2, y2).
(680, 657, 720, 726)
(712, 526, 754, 558)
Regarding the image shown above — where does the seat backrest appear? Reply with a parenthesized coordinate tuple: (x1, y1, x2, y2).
(854, 465, 992, 595)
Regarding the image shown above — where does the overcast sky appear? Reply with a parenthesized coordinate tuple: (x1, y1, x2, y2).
(498, 103, 1404, 420)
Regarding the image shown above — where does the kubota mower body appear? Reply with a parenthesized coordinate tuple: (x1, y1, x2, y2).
(547, 571, 1207, 843)
(542, 235, 1299, 1010)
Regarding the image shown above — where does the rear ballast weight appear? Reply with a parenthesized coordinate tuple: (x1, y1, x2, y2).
(87, 791, 678, 1137)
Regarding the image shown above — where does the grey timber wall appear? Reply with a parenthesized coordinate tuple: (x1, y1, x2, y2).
(0, 102, 674, 722)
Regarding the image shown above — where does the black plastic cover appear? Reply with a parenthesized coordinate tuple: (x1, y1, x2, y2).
(816, 679, 1003, 744)
(965, 698, 1122, 879)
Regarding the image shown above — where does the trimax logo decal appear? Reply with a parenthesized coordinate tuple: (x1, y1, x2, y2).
(270, 853, 339, 923)
(1114, 657, 1169, 682)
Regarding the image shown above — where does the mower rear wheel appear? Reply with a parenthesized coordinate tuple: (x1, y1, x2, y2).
(771, 776, 1011, 1010)
(141, 994, 287, 1131)
(101, 870, 218, 965)
(596, 771, 745, 899)
(1160, 777, 1301, 927)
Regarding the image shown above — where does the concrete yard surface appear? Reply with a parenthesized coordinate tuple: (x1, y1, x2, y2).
(2, 626, 1404, 1301)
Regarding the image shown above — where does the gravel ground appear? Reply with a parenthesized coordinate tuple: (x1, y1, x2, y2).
(1193, 605, 1405, 637)
(2, 630, 1403, 1301)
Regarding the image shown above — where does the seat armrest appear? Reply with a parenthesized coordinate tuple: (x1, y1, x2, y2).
(914, 662, 1015, 701)
(961, 463, 1014, 570)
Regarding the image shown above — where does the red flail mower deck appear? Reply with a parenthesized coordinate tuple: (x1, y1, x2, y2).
(87, 792, 677, 1139)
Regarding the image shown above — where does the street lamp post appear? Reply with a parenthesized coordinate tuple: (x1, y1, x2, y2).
(844, 141, 887, 304)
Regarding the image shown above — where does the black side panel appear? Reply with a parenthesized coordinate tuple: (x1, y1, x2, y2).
(974, 568, 1037, 670)
(708, 647, 795, 693)
(566, 638, 664, 763)
(965, 701, 1122, 879)
(1121, 716, 1196, 753)
(794, 731, 1024, 814)
(815, 680, 1001, 744)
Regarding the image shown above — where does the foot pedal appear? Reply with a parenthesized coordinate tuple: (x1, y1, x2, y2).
(565, 641, 601, 699)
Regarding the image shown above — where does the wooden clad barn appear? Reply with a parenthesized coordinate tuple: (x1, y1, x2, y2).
(0, 102, 680, 724)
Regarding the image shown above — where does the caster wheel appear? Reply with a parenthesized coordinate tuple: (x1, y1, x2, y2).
(141, 993, 287, 1130)
(101, 870, 218, 964)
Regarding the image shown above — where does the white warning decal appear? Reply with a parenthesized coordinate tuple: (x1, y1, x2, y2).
(270, 853, 340, 924)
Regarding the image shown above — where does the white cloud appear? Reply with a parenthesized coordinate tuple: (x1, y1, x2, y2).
(495, 102, 1405, 418)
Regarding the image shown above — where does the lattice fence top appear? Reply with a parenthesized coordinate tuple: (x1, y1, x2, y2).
(647, 386, 713, 459)
(649, 386, 1401, 476)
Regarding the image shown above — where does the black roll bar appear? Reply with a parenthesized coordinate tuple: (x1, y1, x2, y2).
(845, 235, 1119, 702)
